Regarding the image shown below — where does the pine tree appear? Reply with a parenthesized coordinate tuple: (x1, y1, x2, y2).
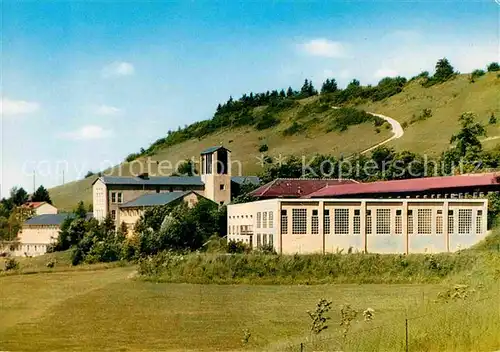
(321, 78, 338, 94)
(279, 89, 286, 98)
(301, 79, 310, 96)
(434, 58, 455, 83)
(286, 87, 294, 97)
(32, 185, 52, 204)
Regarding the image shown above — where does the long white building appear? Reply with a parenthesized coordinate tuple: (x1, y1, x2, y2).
(227, 198, 488, 254)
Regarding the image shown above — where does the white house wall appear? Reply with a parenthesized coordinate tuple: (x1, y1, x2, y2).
(227, 198, 488, 255)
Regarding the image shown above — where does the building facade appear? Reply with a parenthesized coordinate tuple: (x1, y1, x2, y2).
(92, 146, 259, 228)
(227, 198, 488, 255)
(22, 202, 58, 216)
(14, 213, 71, 257)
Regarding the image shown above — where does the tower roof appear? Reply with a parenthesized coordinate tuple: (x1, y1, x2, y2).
(200, 146, 231, 155)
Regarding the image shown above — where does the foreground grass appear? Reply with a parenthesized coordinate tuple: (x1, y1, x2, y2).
(0, 267, 444, 351)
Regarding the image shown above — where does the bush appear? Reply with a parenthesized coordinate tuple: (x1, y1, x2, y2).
(469, 69, 485, 83)
(327, 108, 382, 133)
(487, 62, 500, 72)
(282, 121, 306, 136)
(227, 240, 251, 254)
(4, 257, 19, 271)
(409, 108, 432, 124)
(489, 113, 497, 125)
(255, 114, 279, 130)
(258, 144, 269, 153)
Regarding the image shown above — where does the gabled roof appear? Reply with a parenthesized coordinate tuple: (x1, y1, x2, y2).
(24, 213, 71, 226)
(306, 173, 500, 198)
(23, 201, 50, 209)
(120, 191, 193, 208)
(200, 146, 230, 155)
(94, 176, 205, 187)
(250, 178, 359, 198)
(231, 176, 260, 186)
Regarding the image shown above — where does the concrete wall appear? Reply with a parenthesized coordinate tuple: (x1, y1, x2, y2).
(227, 198, 488, 255)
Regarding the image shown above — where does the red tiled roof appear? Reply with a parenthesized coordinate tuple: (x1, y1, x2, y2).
(306, 173, 500, 198)
(250, 178, 359, 198)
(23, 201, 46, 209)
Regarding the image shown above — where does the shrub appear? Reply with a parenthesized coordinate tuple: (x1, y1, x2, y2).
(401, 121, 409, 129)
(327, 108, 382, 133)
(410, 108, 432, 124)
(255, 114, 279, 130)
(258, 144, 269, 153)
(282, 121, 306, 136)
(227, 240, 251, 254)
(469, 69, 485, 83)
(487, 62, 500, 72)
(489, 113, 497, 125)
(4, 257, 19, 271)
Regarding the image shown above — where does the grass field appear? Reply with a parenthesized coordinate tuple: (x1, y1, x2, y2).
(1, 249, 499, 351)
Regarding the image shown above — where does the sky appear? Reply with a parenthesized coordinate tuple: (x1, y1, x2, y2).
(1, 0, 499, 198)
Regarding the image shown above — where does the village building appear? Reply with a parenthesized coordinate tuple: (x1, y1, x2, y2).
(92, 146, 259, 229)
(230, 173, 498, 254)
(22, 201, 58, 216)
(227, 197, 488, 255)
(118, 191, 209, 236)
(14, 213, 70, 257)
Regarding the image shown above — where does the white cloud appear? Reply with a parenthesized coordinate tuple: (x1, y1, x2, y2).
(0, 97, 40, 116)
(374, 68, 399, 78)
(300, 39, 346, 58)
(101, 61, 135, 78)
(63, 125, 113, 140)
(95, 104, 121, 116)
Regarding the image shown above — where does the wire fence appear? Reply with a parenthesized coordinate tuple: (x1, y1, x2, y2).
(289, 291, 500, 352)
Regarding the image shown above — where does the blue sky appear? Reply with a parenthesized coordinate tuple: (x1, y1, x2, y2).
(1, 0, 499, 197)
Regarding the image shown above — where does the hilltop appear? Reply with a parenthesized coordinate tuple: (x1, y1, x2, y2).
(49, 68, 500, 210)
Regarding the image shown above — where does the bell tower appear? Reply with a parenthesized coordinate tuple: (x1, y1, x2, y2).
(200, 146, 232, 205)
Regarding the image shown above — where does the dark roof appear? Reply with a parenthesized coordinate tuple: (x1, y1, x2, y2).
(251, 178, 359, 198)
(231, 176, 260, 185)
(200, 146, 230, 155)
(120, 191, 192, 208)
(307, 173, 500, 198)
(24, 213, 72, 226)
(96, 176, 204, 187)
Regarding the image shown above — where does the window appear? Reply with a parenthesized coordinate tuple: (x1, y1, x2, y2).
(366, 210, 372, 234)
(417, 209, 432, 234)
(257, 234, 261, 247)
(324, 209, 331, 235)
(263, 234, 268, 246)
(476, 210, 483, 234)
(311, 209, 319, 234)
(111, 210, 116, 220)
(257, 212, 262, 228)
(205, 153, 213, 174)
(408, 210, 414, 235)
(395, 209, 402, 234)
(268, 212, 274, 228)
(353, 209, 361, 234)
(281, 210, 288, 234)
(117, 192, 123, 203)
(228, 226, 231, 235)
(292, 209, 307, 234)
(111, 192, 116, 203)
(263, 212, 268, 228)
(448, 210, 454, 234)
(334, 209, 349, 235)
(268, 234, 274, 247)
(220, 184, 225, 190)
(376, 209, 391, 234)
(458, 209, 472, 234)
(436, 209, 443, 234)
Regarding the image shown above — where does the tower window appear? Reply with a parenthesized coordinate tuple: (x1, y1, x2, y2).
(220, 184, 225, 190)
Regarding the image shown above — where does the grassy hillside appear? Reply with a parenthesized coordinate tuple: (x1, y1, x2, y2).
(49, 72, 500, 210)
(360, 71, 500, 154)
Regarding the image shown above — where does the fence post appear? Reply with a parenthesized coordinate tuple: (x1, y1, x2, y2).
(405, 318, 409, 352)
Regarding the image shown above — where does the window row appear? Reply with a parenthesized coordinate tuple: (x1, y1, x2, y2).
(256, 233, 274, 248)
(228, 225, 253, 235)
(111, 192, 123, 204)
(228, 214, 253, 219)
(281, 207, 485, 235)
(256, 211, 274, 229)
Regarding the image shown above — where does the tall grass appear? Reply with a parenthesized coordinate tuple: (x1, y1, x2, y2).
(138, 251, 481, 285)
